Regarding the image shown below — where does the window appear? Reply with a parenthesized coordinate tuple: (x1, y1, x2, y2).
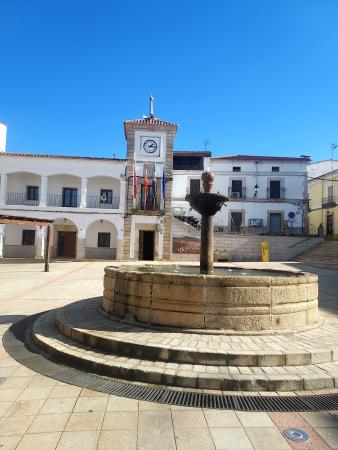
(62, 188, 78, 207)
(231, 180, 243, 198)
(269, 180, 281, 199)
(100, 189, 113, 204)
(22, 230, 35, 245)
(190, 179, 200, 194)
(272, 166, 280, 172)
(233, 167, 241, 172)
(26, 186, 39, 201)
(98, 232, 110, 248)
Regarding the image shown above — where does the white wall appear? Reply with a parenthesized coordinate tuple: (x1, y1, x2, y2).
(4, 224, 36, 245)
(309, 160, 338, 179)
(47, 174, 81, 196)
(87, 176, 120, 198)
(7, 173, 41, 193)
(86, 221, 118, 248)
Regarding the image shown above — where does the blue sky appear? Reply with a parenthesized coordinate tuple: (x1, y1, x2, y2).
(1, 0, 338, 161)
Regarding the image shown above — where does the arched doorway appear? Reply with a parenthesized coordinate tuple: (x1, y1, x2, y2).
(85, 220, 118, 260)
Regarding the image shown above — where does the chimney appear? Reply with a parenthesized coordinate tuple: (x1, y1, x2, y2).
(0, 123, 7, 152)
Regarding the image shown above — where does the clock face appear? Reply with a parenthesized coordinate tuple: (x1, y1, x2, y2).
(143, 139, 158, 154)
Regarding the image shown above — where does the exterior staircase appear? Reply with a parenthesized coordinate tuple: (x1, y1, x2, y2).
(295, 240, 338, 269)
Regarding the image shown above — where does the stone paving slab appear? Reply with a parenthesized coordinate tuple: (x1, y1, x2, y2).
(56, 297, 338, 367)
(33, 309, 338, 392)
(3, 261, 338, 448)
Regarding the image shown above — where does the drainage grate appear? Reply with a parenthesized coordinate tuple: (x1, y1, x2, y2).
(4, 313, 338, 412)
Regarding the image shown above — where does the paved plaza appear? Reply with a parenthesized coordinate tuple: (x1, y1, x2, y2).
(1, 261, 338, 449)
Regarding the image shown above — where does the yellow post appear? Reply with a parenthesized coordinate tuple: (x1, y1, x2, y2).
(261, 241, 269, 262)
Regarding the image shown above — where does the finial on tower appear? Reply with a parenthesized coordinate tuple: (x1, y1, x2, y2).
(149, 94, 154, 119)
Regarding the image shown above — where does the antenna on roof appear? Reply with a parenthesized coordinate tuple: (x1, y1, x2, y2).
(149, 94, 154, 119)
(204, 139, 210, 151)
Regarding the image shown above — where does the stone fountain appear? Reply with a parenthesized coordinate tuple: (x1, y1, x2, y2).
(102, 171, 318, 332)
(29, 170, 324, 393)
(185, 169, 228, 274)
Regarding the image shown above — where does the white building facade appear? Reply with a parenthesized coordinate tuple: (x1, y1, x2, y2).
(172, 153, 309, 235)
(0, 117, 310, 262)
(0, 151, 126, 260)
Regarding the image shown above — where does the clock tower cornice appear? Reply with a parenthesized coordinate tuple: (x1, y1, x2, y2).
(123, 118, 178, 140)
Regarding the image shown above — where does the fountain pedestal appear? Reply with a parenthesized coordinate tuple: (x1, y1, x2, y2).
(185, 170, 228, 274)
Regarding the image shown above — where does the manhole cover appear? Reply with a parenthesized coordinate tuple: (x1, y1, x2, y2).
(283, 428, 309, 442)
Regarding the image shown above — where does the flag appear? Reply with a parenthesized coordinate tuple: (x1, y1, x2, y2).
(133, 162, 137, 199)
(162, 166, 166, 203)
(144, 169, 149, 209)
(152, 177, 157, 209)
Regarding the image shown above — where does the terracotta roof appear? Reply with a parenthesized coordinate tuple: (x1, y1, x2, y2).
(174, 150, 211, 157)
(0, 152, 125, 162)
(212, 155, 309, 162)
(0, 214, 54, 225)
(124, 118, 178, 127)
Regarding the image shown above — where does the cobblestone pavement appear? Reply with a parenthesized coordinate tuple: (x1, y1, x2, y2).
(1, 261, 338, 449)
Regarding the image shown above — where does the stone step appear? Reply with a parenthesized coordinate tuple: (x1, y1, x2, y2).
(55, 299, 338, 368)
(32, 309, 338, 392)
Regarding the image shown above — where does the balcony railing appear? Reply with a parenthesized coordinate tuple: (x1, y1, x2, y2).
(86, 196, 120, 209)
(322, 196, 337, 208)
(267, 187, 285, 200)
(228, 187, 246, 199)
(47, 194, 79, 207)
(133, 197, 163, 211)
(6, 192, 39, 206)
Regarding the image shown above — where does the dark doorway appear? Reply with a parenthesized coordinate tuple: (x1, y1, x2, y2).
(139, 231, 155, 260)
(57, 231, 76, 257)
(230, 212, 242, 232)
(269, 213, 282, 234)
(327, 214, 334, 239)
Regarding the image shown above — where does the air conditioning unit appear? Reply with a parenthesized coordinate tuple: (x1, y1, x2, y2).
(232, 192, 241, 198)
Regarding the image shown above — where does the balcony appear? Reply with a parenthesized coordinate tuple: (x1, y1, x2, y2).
(47, 194, 79, 207)
(267, 187, 285, 200)
(87, 196, 120, 209)
(132, 197, 163, 212)
(228, 187, 246, 199)
(322, 196, 337, 208)
(6, 192, 39, 207)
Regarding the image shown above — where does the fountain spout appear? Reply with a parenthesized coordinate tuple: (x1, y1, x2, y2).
(185, 170, 228, 274)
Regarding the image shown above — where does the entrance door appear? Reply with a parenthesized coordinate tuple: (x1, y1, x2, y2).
(138, 231, 154, 260)
(327, 214, 334, 239)
(269, 213, 282, 234)
(230, 212, 242, 232)
(58, 231, 76, 257)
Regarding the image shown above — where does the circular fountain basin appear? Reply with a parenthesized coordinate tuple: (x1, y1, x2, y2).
(102, 264, 318, 332)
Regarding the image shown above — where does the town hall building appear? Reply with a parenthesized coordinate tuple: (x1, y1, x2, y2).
(0, 101, 312, 262)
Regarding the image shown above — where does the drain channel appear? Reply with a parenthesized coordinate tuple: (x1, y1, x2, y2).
(4, 313, 338, 412)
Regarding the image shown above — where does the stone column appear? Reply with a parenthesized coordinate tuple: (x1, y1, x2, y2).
(40, 176, 48, 207)
(200, 214, 214, 274)
(35, 226, 45, 260)
(76, 227, 86, 260)
(0, 225, 5, 258)
(0, 173, 7, 205)
(80, 178, 88, 208)
(119, 177, 126, 211)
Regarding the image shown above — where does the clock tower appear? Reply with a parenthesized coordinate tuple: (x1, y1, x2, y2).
(122, 98, 178, 260)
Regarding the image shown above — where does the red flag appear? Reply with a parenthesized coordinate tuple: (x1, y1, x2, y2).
(133, 162, 137, 199)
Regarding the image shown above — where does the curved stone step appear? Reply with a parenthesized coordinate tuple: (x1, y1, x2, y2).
(32, 309, 338, 392)
(55, 298, 338, 367)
